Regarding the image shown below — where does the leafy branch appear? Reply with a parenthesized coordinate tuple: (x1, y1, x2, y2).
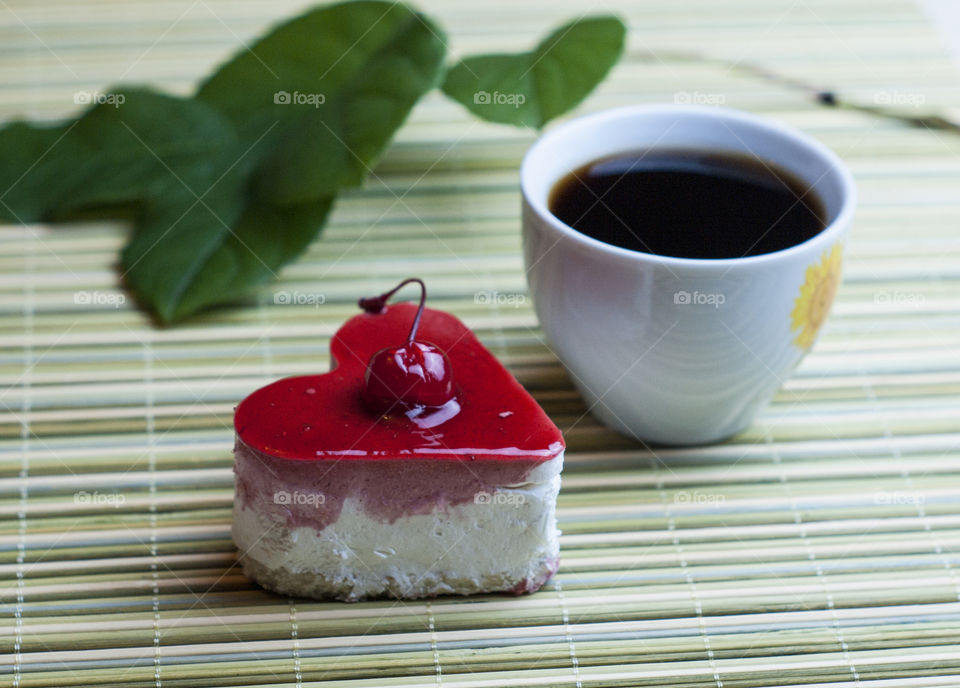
(0, 1, 625, 323)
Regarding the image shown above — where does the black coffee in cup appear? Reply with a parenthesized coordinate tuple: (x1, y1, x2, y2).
(548, 148, 827, 259)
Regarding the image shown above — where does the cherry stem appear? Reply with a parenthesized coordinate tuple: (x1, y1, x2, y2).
(358, 278, 427, 344)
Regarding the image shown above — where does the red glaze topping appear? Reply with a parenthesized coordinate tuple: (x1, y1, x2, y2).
(234, 303, 564, 462)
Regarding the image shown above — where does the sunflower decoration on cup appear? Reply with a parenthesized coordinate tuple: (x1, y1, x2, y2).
(791, 244, 844, 349)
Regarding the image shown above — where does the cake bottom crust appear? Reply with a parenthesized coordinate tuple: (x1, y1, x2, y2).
(239, 549, 559, 602)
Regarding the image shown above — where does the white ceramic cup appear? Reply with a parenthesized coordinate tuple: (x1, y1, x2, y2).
(521, 105, 856, 445)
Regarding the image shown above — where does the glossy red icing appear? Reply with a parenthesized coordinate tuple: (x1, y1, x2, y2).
(234, 303, 564, 462)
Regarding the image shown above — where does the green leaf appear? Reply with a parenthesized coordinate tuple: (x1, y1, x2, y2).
(119, 155, 249, 323)
(119, 143, 334, 323)
(196, 0, 446, 205)
(441, 15, 626, 128)
(0, 88, 270, 322)
(0, 3, 626, 325)
(56, 89, 238, 216)
(0, 89, 237, 222)
(141, 197, 335, 322)
(0, 121, 74, 222)
(0, 85, 335, 324)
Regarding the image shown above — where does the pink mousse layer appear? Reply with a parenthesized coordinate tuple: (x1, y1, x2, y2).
(234, 438, 554, 531)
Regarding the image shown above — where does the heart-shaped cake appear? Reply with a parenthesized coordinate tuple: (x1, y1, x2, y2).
(233, 281, 564, 601)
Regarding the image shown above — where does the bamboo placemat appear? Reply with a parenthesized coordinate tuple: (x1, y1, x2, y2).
(2, 0, 960, 686)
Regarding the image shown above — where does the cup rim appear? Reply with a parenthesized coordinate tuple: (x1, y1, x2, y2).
(520, 104, 857, 268)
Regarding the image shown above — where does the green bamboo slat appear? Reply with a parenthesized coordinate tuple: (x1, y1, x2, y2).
(3, 0, 960, 685)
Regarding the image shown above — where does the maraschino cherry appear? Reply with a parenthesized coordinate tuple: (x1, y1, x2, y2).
(358, 278, 456, 414)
